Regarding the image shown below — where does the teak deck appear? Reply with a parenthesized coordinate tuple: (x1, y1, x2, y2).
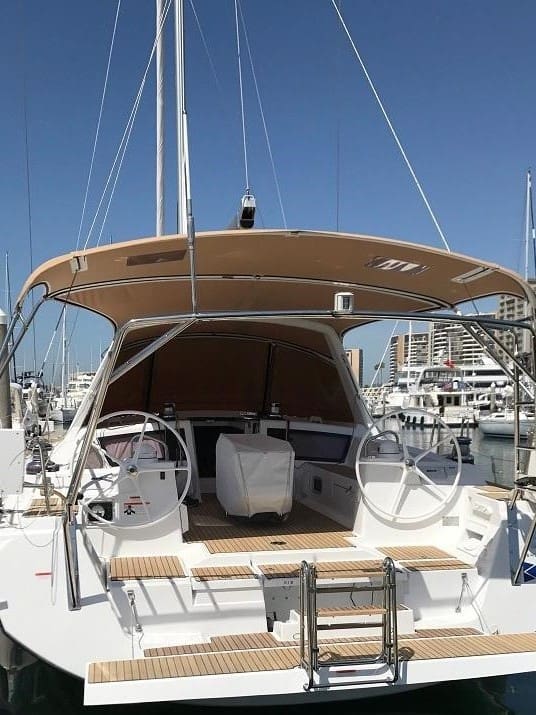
(184, 496, 353, 553)
(24, 496, 65, 517)
(89, 632, 536, 684)
(144, 628, 482, 658)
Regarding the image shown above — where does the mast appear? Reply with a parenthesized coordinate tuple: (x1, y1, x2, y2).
(407, 321, 413, 390)
(525, 170, 531, 282)
(174, 0, 187, 234)
(523, 169, 536, 354)
(156, 0, 165, 236)
(61, 310, 67, 403)
(174, 0, 197, 311)
(4, 253, 16, 382)
(527, 169, 536, 279)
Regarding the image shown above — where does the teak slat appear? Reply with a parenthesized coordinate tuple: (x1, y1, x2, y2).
(316, 606, 386, 617)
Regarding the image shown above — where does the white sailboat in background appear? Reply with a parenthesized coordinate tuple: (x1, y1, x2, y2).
(478, 169, 536, 440)
(50, 311, 78, 424)
(1, 2, 536, 709)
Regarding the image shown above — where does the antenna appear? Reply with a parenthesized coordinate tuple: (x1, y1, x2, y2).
(239, 190, 256, 229)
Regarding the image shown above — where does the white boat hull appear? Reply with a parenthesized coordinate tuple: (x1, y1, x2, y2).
(478, 416, 534, 438)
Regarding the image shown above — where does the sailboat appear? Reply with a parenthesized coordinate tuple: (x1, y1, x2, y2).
(1, 2, 536, 708)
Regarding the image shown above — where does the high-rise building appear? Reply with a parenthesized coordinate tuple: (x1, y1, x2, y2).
(345, 348, 363, 386)
(496, 282, 536, 354)
(388, 332, 429, 382)
(429, 316, 494, 365)
(388, 316, 497, 383)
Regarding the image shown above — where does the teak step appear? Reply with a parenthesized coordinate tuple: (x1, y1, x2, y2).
(376, 546, 472, 571)
(89, 632, 536, 684)
(190, 565, 255, 581)
(109, 556, 185, 580)
(316, 605, 386, 618)
(477, 485, 512, 501)
(377, 545, 453, 561)
(259, 560, 384, 580)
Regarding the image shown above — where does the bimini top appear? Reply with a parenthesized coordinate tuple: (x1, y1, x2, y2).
(17, 229, 531, 332)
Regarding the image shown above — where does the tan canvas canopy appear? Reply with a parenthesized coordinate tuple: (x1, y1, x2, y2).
(18, 230, 531, 332)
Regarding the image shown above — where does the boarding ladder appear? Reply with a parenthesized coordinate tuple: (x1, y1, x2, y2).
(299, 557, 399, 690)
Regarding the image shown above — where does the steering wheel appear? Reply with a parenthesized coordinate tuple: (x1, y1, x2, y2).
(355, 408, 462, 522)
(81, 410, 192, 527)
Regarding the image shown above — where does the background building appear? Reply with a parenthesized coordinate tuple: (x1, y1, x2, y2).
(496, 282, 536, 354)
(429, 316, 494, 365)
(387, 316, 499, 383)
(345, 348, 363, 386)
(388, 332, 429, 382)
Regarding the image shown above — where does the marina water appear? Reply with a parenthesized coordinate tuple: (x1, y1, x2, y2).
(9, 429, 535, 715)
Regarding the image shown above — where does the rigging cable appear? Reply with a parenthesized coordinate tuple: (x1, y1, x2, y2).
(234, 0, 249, 193)
(331, 0, 451, 253)
(237, 1, 287, 228)
(75, 0, 122, 251)
(188, 0, 235, 131)
(83, 0, 173, 249)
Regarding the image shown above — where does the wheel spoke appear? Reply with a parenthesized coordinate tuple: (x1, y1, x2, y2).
(125, 474, 151, 520)
(394, 421, 411, 461)
(414, 433, 452, 463)
(358, 459, 404, 469)
(413, 467, 445, 500)
(390, 470, 409, 514)
(132, 416, 150, 462)
(135, 465, 167, 474)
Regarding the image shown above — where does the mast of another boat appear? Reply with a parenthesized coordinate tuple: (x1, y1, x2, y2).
(522, 170, 536, 355)
(524, 169, 535, 282)
(61, 310, 67, 407)
(407, 321, 413, 392)
(4, 253, 16, 383)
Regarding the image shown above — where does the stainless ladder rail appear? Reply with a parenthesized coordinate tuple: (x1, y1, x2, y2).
(509, 361, 536, 585)
(299, 557, 399, 690)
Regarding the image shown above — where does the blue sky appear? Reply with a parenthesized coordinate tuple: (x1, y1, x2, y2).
(1, 1, 536, 383)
